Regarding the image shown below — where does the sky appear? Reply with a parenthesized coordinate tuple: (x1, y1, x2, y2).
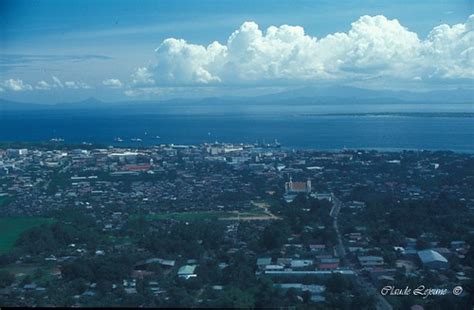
(0, 0, 473, 103)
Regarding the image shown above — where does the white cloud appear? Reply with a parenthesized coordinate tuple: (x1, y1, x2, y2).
(35, 80, 53, 90)
(52, 76, 64, 88)
(132, 15, 474, 87)
(102, 78, 123, 88)
(150, 38, 224, 84)
(1, 79, 33, 91)
(315, 15, 422, 79)
(64, 81, 77, 88)
(79, 82, 92, 89)
(32, 77, 91, 90)
(422, 14, 474, 79)
(131, 67, 155, 86)
(64, 80, 91, 89)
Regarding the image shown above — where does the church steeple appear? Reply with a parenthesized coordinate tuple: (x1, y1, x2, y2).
(285, 176, 293, 193)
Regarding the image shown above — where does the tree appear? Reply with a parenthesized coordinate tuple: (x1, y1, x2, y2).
(16, 225, 58, 254)
(61, 259, 94, 281)
(326, 274, 349, 293)
(0, 270, 14, 288)
(260, 222, 290, 250)
(254, 277, 282, 308)
(216, 287, 255, 308)
(166, 287, 194, 308)
(285, 288, 300, 305)
(302, 290, 311, 303)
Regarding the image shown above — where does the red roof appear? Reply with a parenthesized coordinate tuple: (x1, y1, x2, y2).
(125, 164, 151, 171)
(291, 182, 307, 190)
(318, 263, 339, 270)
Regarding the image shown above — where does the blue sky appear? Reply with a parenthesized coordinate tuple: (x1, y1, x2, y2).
(1, 0, 472, 103)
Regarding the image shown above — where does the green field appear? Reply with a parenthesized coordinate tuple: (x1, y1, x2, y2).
(0, 217, 55, 253)
(140, 208, 268, 221)
(145, 211, 233, 221)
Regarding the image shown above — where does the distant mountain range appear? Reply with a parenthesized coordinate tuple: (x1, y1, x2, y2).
(0, 86, 472, 111)
(253, 86, 473, 104)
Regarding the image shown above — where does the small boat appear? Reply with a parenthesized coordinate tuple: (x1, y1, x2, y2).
(155, 135, 161, 139)
(50, 138, 64, 142)
(114, 137, 123, 142)
(131, 138, 142, 142)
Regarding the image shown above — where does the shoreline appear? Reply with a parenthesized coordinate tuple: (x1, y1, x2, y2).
(0, 140, 473, 154)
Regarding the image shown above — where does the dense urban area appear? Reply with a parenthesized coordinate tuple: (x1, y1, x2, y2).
(0, 142, 473, 309)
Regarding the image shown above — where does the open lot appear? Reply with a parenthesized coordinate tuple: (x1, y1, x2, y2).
(143, 204, 279, 222)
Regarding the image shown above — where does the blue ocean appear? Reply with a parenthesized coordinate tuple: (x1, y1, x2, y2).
(1, 102, 473, 152)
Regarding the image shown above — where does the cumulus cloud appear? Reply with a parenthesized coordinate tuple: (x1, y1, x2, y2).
(1, 76, 93, 92)
(31, 77, 90, 91)
(102, 78, 123, 88)
(64, 81, 77, 88)
(35, 80, 53, 90)
(132, 15, 474, 87)
(49, 76, 90, 89)
(52, 75, 64, 88)
(1, 78, 33, 91)
(150, 38, 224, 84)
(423, 14, 474, 79)
(131, 67, 155, 86)
(76, 82, 92, 89)
(64, 80, 91, 89)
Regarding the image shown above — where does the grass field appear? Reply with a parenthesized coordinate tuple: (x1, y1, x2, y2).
(0, 217, 55, 253)
(141, 208, 270, 222)
(145, 211, 234, 221)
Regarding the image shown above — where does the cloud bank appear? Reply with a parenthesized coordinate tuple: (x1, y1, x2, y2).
(2, 14, 472, 97)
(0, 76, 92, 92)
(133, 14, 474, 87)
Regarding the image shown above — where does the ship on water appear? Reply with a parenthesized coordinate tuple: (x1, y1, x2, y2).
(50, 138, 64, 142)
(254, 139, 281, 148)
(114, 137, 123, 142)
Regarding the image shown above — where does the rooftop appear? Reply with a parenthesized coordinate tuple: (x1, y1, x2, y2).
(178, 264, 197, 275)
(418, 249, 448, 264)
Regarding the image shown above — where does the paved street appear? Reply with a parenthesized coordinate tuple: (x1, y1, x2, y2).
(330, 195, 393, 310)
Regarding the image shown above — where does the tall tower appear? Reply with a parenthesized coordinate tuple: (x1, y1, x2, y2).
(285, 176, 293, 193)
(306, 178, 312, 193)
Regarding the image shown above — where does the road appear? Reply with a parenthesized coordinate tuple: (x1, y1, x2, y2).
(330, 194, 393, 310)
(330, 195, 346, 262)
